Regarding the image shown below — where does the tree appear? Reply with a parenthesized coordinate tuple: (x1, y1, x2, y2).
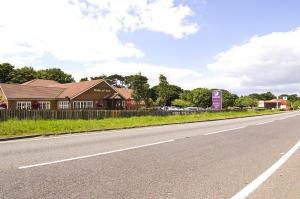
(235, 96, 257, 108)
(0, 63, 14, 83)
(220, 89, 238, 108)
(36, 68, 74, 83)
(80, 77, 89, 82)
(248, 93, 263, 100)
(107, 74, 126, 88)
(10, 66, 37, 84)
(91, 75, 107, 80)
(190, 88, 211, 108)
(157, 74, 171, 106)
(260, 92, 276, 100)
(149, 86, 158, 102)
(130, 73, 150, 106)
(167, 85, 183, 106)
(291, 100, 300, 110)
(180, 90, 192, 101)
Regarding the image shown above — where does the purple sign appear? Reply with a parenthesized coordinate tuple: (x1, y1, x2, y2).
(212, 90, 222, 111)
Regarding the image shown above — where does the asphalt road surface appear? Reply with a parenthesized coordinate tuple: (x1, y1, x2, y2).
(1, 111, 300, 199)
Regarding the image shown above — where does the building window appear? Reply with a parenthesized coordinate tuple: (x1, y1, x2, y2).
(73, 101, 93, 109)
(58, 101, 70, 109)
(38, 101, 51, 110)
(17, 101, 31, 110)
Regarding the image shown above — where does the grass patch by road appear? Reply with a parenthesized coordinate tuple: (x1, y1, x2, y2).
(0, 110, 280, 139)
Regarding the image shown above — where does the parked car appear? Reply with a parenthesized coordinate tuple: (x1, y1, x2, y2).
(184, 107, 199, 112)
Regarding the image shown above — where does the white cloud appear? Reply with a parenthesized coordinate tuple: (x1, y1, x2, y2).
(0, 0, 198, 65)
(207, 28, 300, 94)
(72, 61, 203, 89)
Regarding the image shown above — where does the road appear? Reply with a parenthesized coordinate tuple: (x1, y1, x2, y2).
(1, 111, 300, 199)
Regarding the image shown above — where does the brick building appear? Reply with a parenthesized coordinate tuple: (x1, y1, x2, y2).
(0, 79, 139, 110)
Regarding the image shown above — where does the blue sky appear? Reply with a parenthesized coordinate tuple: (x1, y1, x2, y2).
(1, 0, 300, 94)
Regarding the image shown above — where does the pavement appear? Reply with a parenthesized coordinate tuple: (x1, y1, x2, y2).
(1, 111, 300, 199)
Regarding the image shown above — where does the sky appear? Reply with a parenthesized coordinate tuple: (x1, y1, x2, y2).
(1, 0, 300, 95)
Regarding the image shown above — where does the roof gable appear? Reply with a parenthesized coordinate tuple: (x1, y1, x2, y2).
(57, 80, 105, 99)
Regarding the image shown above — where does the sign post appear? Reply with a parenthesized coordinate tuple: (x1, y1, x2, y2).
(212, 90, 222, 111)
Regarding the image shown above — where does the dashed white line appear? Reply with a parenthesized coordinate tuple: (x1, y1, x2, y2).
(18, 139, 175, 169)
(254, 121, 274, 126)
(204, 126, 246, 135)
(231, 139, 300, 199)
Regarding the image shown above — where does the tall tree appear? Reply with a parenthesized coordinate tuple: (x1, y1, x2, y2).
(167, 85, 183, 106)
(157, 74, 171, 106)
(130, 73, 150, 106)
(190, 88, 212, 108)
(219, 89, 238, 108)
(0, 63, 14, 83)
(10, 66, 37, 84)
(36, 68, 74, 83)
(149, 86, 158, 102)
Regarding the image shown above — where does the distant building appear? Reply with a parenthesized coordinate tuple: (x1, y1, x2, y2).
(259, 98, 289, 110)
(0, 79, 141, 110)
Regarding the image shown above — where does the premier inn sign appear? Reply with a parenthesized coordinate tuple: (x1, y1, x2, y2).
(212, 90, 222, 111)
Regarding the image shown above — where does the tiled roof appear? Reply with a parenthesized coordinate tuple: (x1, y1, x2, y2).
(2, 79, 118, 100)
(22, 79, 61, 87)
(115, 88, 133, 100)
(0, 83, 64, 99)
(55, 80, 104, 99)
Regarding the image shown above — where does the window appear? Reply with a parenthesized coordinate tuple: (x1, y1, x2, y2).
(58, 101, 70, 109)
(73, 101, 93, 109)
(38, 101, 50, 110)
(17, 101, 31, 110)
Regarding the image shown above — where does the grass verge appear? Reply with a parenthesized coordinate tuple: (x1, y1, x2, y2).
(0, 110, 280, 139)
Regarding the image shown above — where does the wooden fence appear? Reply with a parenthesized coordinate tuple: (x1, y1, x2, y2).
(0, 109, 201, 121)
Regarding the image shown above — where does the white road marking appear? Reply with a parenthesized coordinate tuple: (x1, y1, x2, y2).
(254, 121, 274, 126)
(204, 126, 246, 135)
(231, 139, 300, 199)
(18, 139, 175, 169)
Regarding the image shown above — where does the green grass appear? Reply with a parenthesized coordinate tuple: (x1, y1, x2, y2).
(0, 110, 280, 139)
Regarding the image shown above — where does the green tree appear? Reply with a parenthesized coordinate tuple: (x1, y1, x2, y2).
(130, 73, 150, 106)
(91, 75, 107, 81)
(36, 68, 74, 83)
(291, 100, 300, 110)
(220, 89, 238, 108)
(190, 88, 211, 108)
(106, 74, 126, 88)
(10, 66, 37, 84)
(157, 74, 171, 106)
(248, 93, 263, 100)
(0, 63, 14, 83)
(235, 96, 258, 108)
(167, 85, 183, 105)
(149, 86, 158, 102)
(260, 92, 276, 100)
(80, 77, 89, 82)
(180, 90, 192, 101)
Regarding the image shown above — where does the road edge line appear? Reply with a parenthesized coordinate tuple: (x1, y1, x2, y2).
(231, 139, 300, 199)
